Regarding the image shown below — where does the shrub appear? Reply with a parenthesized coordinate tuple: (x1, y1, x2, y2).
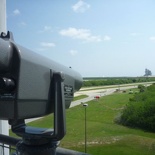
(138, 84, 146, 92)
(118, 84, 155, 132)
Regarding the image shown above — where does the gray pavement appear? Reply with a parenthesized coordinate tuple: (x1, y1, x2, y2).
(70, 84, 143, 108)
(25, 83, 151, 123)
(70, 88, 115, 107)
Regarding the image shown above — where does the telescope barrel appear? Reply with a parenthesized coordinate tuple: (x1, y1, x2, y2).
(0, 32, 83, 120)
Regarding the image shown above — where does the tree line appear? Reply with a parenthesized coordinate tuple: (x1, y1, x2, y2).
(83, 77, 155, 87)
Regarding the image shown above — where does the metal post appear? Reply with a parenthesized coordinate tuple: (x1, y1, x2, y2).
(0, 1, 9, 155)
(0, 0, 7, 33)
(83, 104, 88, 153)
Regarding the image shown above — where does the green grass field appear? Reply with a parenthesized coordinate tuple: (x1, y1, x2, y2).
(73, 94, 88, 101)
(11, 90, 155, 155)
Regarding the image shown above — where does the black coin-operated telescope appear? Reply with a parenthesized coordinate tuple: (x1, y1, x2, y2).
(0, 31, 83, 155)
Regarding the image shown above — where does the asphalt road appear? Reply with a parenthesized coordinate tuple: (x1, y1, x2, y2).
(25, 82, 152, 123)
(70, 85, 139, 108)
(70, 88, 115, 108)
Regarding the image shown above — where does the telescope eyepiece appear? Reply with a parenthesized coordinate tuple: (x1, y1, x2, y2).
(0, 77, 15, 93)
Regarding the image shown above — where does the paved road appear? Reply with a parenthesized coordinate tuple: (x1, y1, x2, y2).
(70, 85, 139, 108)
(25, 82, 152, 123)
(70, 88, 115, 107)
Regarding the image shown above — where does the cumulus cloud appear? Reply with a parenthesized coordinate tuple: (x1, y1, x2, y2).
(13, 9, 20, 15)
(40, 42, 55, 48)
(103, 35, 111, 41)
(59, 27, 101, 42)
(72, 0, 90, 13)
(149, 36, 155, 41)
(69, 50, 78, 56)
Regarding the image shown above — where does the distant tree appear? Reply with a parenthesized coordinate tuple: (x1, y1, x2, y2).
(138, 84, 146, 92)
(132, 79, 136, 83)
(144, 68, 152, 76)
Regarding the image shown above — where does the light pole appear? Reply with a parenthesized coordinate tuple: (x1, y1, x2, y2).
(83, 103, 88, 153)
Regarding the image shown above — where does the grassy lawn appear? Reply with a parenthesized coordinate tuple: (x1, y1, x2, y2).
(10, 90, 155, 154)
(73, 94, 88, 101)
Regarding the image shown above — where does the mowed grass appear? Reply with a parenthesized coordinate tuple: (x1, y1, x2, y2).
(11, 90, 155, 155)
(73, 94, 88, 101)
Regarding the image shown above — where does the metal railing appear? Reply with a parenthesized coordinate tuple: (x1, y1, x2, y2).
(0, 134, 20, 155)
(0, 143, 16, 155)
(0, 134, 90, 155)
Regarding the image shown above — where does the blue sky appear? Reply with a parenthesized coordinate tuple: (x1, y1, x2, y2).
(6, 0, 155, 77)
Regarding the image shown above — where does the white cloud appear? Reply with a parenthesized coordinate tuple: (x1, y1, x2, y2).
(72, 0, 90, 13)
(130, 33, 138, 36)
(59, 27, 101, 42)
(44, 26, 52, 31)
(69, 50, 78, 56)
(19, 22, 27, 27)
(13, 9, 20, 15)
(40, 42, 55, 48)
(38, 26, 53, 33)
(149, 36, 155, 41)
(130, 32, 142, 36)
(103, 35, 111, 41)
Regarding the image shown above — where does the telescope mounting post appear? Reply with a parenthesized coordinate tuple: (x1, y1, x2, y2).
(10, 72, 66, 155)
